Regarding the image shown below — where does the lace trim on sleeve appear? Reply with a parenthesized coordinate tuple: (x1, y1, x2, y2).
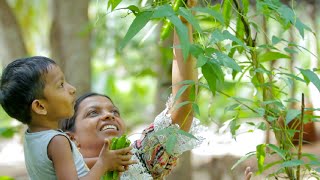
(153, 95, 206, 155)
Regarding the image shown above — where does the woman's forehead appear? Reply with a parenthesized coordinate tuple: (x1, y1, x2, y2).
(79, 95, 114, 109)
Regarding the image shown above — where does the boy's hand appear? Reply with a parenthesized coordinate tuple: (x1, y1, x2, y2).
(99, 139, 137, 172)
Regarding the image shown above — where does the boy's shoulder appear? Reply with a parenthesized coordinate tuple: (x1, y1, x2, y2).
(24, 129, 69, 143)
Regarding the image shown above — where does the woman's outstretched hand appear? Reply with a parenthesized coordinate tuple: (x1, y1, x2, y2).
(245, 166, 253, 180)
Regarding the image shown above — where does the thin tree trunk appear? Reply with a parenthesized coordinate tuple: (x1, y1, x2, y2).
(49, 0, 91, 95)
(0, 0, 27, 67)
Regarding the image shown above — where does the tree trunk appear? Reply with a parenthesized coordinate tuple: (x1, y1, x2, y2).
(0, 0, 27, 67)
(49, 0, 91, 95)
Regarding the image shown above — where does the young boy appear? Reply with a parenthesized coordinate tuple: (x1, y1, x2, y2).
(0, 56, 135, 179)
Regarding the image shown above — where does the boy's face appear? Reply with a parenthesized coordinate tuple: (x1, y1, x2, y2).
(42, 64, 76, 121)
(73, 95, 126, 158)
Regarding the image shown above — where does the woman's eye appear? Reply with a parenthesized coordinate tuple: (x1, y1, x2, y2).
(112, 110, 120, 116)
(87, 110, 98, 117)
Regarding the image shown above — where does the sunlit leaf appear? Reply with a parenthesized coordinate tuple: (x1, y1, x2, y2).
(256, 144, 266, 174)
(258, 51, 290, 62)
(119, 11, 153, 50)
(0, 127, 16, 138)
(222, 0, 231, 27)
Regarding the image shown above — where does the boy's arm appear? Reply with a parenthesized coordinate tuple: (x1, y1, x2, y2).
(170, 0, 197, 132)
(48, 135, 106, 180)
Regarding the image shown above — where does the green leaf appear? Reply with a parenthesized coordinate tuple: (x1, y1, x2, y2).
(0, 127, 16, 138)
(216, 52, 242, 72)
(229, 117, 240, 138)
(284, 47, 297, 54)
(210, 30, 246, 48)
(174, 85, 189, 101)
(0, 176, 14, 180)
(277, 5, 295, 25)
(271, 36, 282, 45)
(169, 16, 190, 60)
(178, 7, 202, 33)
(231, 151, 256, 170)
(280, 160, 304, 168)
(224, 103, 240, 112)
(294, 19, 312, 39)
(196, 54, 208, 68)
(298, 68, 320, 92)
(119, 11, 153, 50)
(152, 4, 174, 18)
(279, 73, 305, 82)
(174, 101, 192, 110)
(201, 61, 224, 95)
(176, 80, 195, 86)
(192, 7, 224, 24)
(126, 5, 140, 15)
(256, 144, 266, 174)
(266, 144, 286, 159)
(285, 109, 301, 125)
(108, 0, 123, 11)
(222, 0, 232, 27)
(177, 129, 198, 140)
(258, 51, 290, 62)
(192, 103, 200, 116)
(166, 135, 177, 155)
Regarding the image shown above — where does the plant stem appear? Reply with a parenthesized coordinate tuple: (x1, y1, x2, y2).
(296, 93, 305, 180)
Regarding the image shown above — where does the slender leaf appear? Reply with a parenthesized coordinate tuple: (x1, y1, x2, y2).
(119, 11, 153, 50)
(178, 7, 202, 33)
(298, 68, 320, 92)
(285, 109, 301, 125)
(192, 103, 200, 116)
(166, 135, 177, 155)
(177, 129, 198, 139)
(152, 4, 174, 18)
(192, 7, 224, 24)
(280, 159, 304, 168)
(196, 54, 208, 68)
(231, 151, 256, 170)
(216, 52, 242, 72)
(258, 51, 290, 62)
(174, 85, 189, 101)
(266, 144, 286, 159)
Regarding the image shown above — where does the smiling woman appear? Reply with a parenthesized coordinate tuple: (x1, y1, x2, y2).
(59, 1, 206, 178)
(62, 93, 126, 159)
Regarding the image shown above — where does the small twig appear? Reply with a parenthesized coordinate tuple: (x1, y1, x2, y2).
(296, 93, 305, 180)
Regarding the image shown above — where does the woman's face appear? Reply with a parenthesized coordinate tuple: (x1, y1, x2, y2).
(72, 95, 126, 158)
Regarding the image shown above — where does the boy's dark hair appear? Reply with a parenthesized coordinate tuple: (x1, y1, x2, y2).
(60, 92, 113, 132)
(0, 56, 56, 124)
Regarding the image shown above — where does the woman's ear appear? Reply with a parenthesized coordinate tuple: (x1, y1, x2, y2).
(31, 99, 47, 115)
(66, 132, 81, 149)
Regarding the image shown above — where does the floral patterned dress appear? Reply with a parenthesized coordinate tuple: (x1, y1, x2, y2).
(121, 96, 205, 180)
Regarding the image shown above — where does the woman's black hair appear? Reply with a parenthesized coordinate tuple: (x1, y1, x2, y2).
(0, 56, 56, 124)
(60, 92, 113, 132)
